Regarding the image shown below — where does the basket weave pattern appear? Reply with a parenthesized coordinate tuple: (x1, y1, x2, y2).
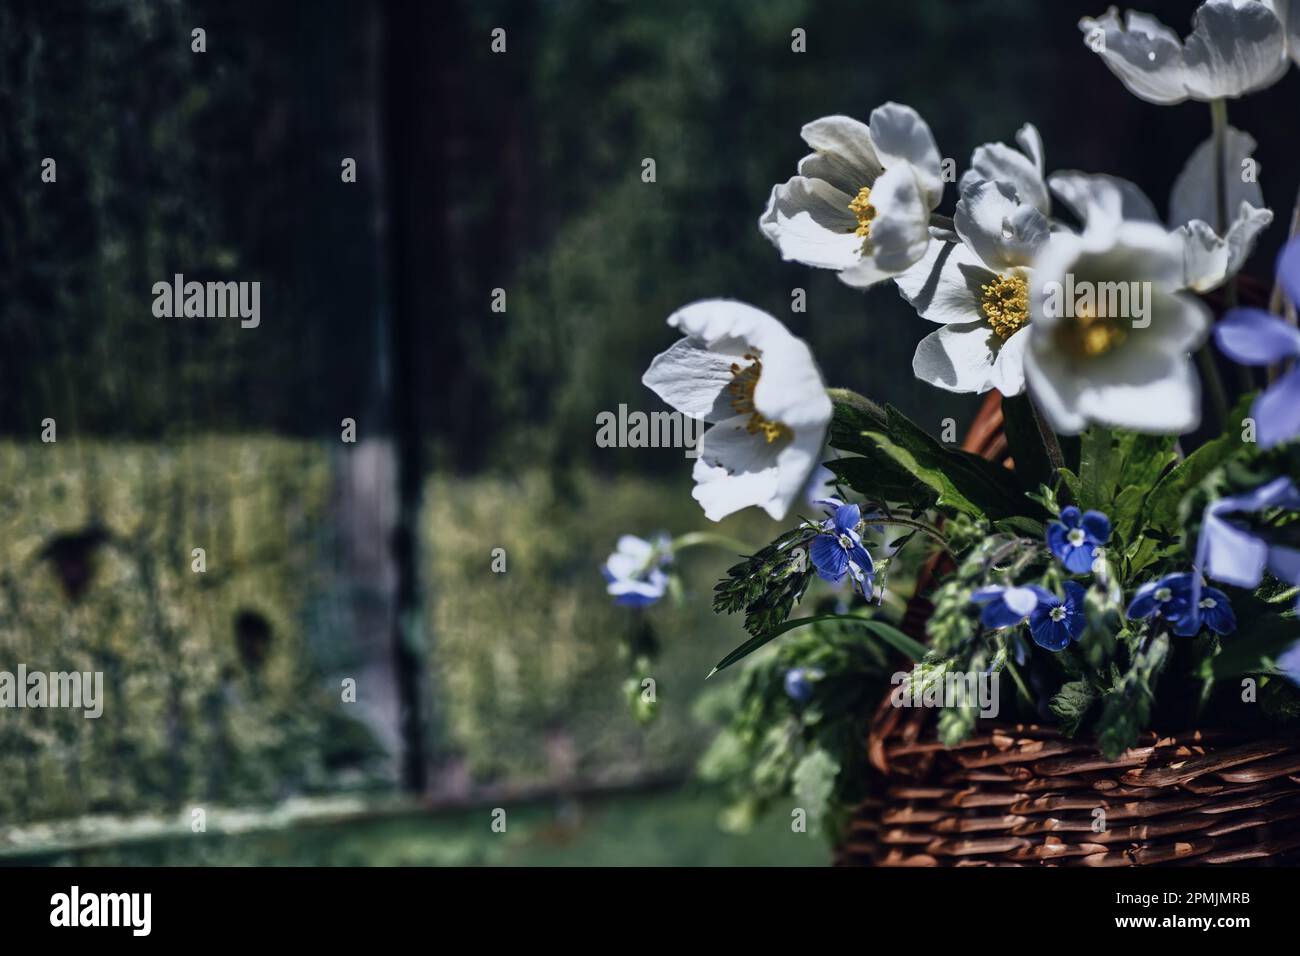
(837, 717, 1300, 867)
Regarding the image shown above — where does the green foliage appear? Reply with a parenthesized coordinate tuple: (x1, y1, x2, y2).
(712, 526, 816, 645)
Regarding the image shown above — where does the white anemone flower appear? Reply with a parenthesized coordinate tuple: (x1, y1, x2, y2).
(1079, 1, 1290, 105)
(1025, 217, 1213, 435)
(958, 123, 1051, 217)
(897, 178, 1054, 396)
(1049, 127, 1272, 292)
(642, 300, 832, 522)
(1168, 127, 1273, 291)
(759, 103, 945, 289)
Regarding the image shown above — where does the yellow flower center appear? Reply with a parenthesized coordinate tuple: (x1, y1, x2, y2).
(848, 186, 877, 239)
(726, 352, 792, 444)
(1056, 306, 1128, 359)
(980, 273, 1029, 340)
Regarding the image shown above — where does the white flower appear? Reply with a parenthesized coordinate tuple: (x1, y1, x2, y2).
(1168, 127, 1273, 290)
(1049, 126, 1272, 292)
(1025, 218, 1212, 435)
(642, 300, 832, 522)
(959, 123, 1051, 217)
(759, 103, 945, 288)
(897, 178, 1053, 396)
(1079, 1, 1290, 104)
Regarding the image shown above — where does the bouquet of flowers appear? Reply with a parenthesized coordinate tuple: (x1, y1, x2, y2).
(605, 1, 1300, 835)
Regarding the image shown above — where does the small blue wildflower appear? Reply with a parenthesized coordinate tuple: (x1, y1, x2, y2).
(783, 667, 821, 703)
(1126, 572, 1235, 637)
(602, 533, 672, 607)
(808, 499, 874, 596)
(1027, 581, 1087, 651)
(970, 585, 1041, 629)
(1047, 506, 1110, 573)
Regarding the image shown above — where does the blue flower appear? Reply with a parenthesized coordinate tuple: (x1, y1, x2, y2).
(1126, 572, 1235, 637)
(1047, 506, 1111, 574)
(602, 533, 672, 607)
(808, 500, 874, 596)
(783, 667, 821, 703)
(1279, 641, 1300, 689)
(1214, 238, 1300, 448)
(971, 585, 1042, 629)
(1197, 477, 1300, 596)
(1027, 581, 1087, 651)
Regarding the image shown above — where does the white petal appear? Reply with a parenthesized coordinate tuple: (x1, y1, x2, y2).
(838, 165, 931, 288)
(1074, 343, 1203, 434)
(1079, 8, 1191, 104)
(911, 322, 1000, 394)
(759, 176, 862, 270)
(799, 115, 884, 186)
(771, 430, 830, 520)
(989, 326, 1030, 396)
(1179, 220, 1232, 292)
(691, 415, 783, 521)
(1047, 171, 1160, 230)
(1223, 201, 1274, 276)
(751, 336, 832, 432)
(642, 336, 740, 422)
(868, 102, 944, 209)
(1169, 126, 1266, 228)
(1024, 346, 1090, 434)
(955, 180, 1050, 270)
(960, 125, 1050, 215)
(895, 240, 992, 325)
(1182, 0, 1289, 100)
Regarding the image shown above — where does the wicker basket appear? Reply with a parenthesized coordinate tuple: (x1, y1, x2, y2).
(836, 704, 1300, 866)
(837, 385, 1300, 867)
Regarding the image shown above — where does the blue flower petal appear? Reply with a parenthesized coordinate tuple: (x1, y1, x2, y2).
(1081, 510, 1111, 545)
(1254, 366, 1300, 449)
(1215, 307, 1300, 365)
(1061, 543, 1096, 574)
(810, 534, 848, 582)
(1127, 581, 1159, 619)
(833, 502, 861, 536)
(1059, 506, 1082, 528)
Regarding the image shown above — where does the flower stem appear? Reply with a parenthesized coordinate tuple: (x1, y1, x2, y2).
(1267, 182, 1300, 382)
(868, 516, 953, 558)
(1027, 394, 1065, 476)
(1197, 98, 1233, 428)
(1210, 98, 1229, 236)
(670, 531, 752, 556)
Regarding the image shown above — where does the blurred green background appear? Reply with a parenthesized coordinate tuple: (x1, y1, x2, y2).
(2, 0, 1297, 864)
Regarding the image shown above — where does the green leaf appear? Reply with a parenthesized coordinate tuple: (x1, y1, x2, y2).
(1095, 634, 1169, 759)
(708, 613, 928, 677)
(792, 748, 841, 834)
(1000, 394, 1053, 491)
(1049, 680, 1097, 737)
(1145, 393, 1257, 533)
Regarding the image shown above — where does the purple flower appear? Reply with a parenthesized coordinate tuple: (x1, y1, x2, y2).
(1214, 238, 1300, 449)
(1126, 571, 1235, 637)
(971, 585, 1042, 629)
(1196, 478, 1300, 609)
(1027, 582, 1087, 652)
(783, 667, 820, 703)
(809, 500, 874, 596)
(1279, 642, 1300, 689)
(1047, 506, 1111, 574)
